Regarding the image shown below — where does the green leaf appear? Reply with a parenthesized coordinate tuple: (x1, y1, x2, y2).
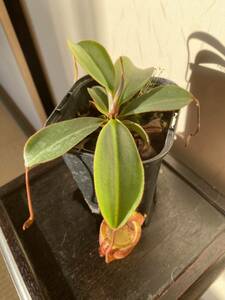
(24, 117, 102, 167)
(114, 56, 155, 104)
(68, 40, 115, 91)
(94, 119, 144, 229)
(87, 86, 108, 115)
(121, 85, 193, 116)
(123, 120, 149, 146)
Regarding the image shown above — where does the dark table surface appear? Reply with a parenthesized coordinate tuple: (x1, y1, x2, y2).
(0, 155, 225, 300)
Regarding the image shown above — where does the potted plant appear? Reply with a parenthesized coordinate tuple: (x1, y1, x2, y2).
(22, 40, 194, 263)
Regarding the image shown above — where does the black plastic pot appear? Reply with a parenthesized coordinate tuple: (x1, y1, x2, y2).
(46, 76, 178, 224)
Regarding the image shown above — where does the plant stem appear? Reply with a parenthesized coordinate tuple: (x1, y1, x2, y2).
(108, 102, 119, 118)
(22, 167, 34, 230)
(108, 57, 125, 119)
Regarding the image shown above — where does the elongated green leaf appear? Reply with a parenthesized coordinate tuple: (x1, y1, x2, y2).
(68, 40, 115, 91)
(94, 119, 144, 229)
(123, 120, 149, 146)
(121, 85, 193, 116)
(88, 86, 108, 115)
(24, 117, 102, 167)
(114, 56, 155, 104)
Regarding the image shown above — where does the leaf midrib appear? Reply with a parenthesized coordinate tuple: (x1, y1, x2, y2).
(111, 121, 120, 227)
(123, 96, 191, 115)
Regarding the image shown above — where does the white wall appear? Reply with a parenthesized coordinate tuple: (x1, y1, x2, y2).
(0, 26, 42, 129)
(22, 0, 225, 98)
(22, 0, 107, 104)
(102, 0, 225, 84)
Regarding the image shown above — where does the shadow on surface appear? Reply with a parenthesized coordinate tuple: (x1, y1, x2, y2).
(173, 31, 225, 194)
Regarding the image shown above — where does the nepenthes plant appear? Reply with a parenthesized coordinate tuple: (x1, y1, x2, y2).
(22, 40, 195, 263)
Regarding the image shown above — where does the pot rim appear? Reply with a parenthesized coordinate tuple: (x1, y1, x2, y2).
(72, 110, 178, 164)
(68, 76, 179, 164)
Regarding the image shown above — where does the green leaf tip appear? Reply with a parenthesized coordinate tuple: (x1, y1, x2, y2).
(68, 40, 115, 92)
(24, 117, 103, 168)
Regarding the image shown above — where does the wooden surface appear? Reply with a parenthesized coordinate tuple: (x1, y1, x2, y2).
(0, 158, 225, 299)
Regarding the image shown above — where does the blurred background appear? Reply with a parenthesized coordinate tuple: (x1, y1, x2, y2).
(0, 0, 225, 299)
